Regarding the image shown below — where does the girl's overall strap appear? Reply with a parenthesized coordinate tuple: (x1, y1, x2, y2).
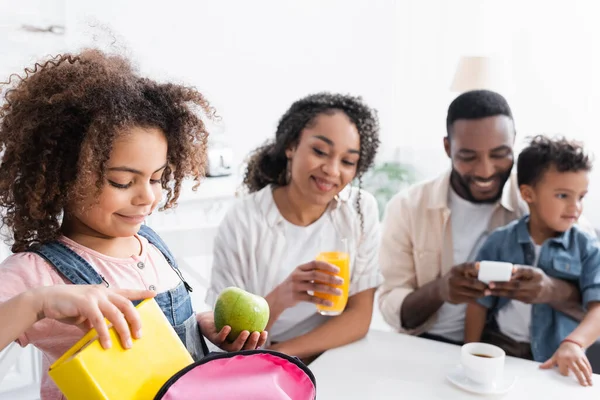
(32, 242, 105, 285)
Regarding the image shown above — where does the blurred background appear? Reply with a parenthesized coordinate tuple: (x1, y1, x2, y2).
(3, 0, 600, 224)
(2, 1, 600, 397)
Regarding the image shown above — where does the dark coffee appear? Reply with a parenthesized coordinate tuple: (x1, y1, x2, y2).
(472, 353, 493, 358)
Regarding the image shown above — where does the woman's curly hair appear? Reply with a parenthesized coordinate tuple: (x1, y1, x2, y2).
(0, 49, 214, 252)
(243, 92, 380, 229)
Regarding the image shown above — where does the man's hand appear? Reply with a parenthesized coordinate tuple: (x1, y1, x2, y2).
(438, 263, 489, 304)
(196, 311, 268, 352)
(488, 265, 553, 304)
(401, 263, 488, 330)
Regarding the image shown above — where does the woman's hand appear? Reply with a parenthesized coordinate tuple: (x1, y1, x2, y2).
(196, 311, 268, 352)
(267, 260, 344, 312)
(540, 340, 593, 386)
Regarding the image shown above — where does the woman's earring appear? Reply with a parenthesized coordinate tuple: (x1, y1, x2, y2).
(285, 159, 292, 184)
(334, 184, 352, 202)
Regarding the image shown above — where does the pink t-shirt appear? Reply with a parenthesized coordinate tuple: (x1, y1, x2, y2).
(0, 235, 182, 400)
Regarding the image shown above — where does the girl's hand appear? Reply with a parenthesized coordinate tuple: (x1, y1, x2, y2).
(268, 260, 343, 311)
(540, 340, 593, 386)
(196, 311, 268, 352)
(35, 285, 155, 350)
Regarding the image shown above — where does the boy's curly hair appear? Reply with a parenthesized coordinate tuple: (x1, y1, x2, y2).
(517, 135, 593, 187)
(0, 49, 214, 252)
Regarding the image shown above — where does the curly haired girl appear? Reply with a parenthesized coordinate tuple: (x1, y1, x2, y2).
(0, 49, 266, 400)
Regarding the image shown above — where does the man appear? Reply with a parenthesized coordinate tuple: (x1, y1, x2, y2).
(378, 90, 591, 346)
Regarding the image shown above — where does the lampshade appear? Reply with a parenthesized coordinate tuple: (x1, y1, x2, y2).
(450, 56, 504, 92)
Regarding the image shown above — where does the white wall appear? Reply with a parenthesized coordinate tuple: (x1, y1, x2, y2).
(3, 0, 600, 226)
(0, 0, 67, 79)
(65, 0, 397, 171)
(390, 0, 600, 225)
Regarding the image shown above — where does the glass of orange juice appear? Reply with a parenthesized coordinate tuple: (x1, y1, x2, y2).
(314, 238, 350, 316)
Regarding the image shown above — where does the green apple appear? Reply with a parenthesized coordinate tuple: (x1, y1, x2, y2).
(214, 287, 270, 342)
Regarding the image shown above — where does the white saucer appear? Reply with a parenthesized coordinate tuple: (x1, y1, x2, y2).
(446, 364, 517, 395)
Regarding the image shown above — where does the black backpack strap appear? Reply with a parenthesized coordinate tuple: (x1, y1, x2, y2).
(32, 242, 105, 286)
(138, 224, 177, 267)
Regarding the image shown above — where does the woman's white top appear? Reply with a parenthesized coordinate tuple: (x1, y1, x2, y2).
(206, 185, 382, 343)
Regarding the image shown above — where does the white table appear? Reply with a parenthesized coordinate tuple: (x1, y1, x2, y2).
(309, 330, 600, 399)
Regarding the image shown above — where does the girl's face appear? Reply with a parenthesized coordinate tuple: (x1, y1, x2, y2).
(285, 111, 360, 206)
(70, 126, 168, 238)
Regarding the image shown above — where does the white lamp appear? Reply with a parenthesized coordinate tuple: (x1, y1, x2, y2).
(450, 56, 506, 93)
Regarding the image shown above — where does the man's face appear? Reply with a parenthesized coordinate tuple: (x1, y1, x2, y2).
(444, 115, 515, 203)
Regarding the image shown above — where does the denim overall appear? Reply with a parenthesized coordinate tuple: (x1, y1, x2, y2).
(31, 225, 208, 360)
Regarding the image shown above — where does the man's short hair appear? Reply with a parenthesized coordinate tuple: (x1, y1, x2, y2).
(446, 90, 513, 137)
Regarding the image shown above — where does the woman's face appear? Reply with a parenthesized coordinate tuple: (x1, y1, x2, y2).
(285, 111, 360, 206)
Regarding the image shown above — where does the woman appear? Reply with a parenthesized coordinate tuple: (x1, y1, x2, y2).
(206, 92, 381, 363)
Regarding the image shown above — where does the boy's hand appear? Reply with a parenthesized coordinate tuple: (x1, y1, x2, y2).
(540, 341, 593, 386)
(196, 311, 268, 352)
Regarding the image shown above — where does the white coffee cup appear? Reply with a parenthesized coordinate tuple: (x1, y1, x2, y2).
(461, 342, 505, 388)
(478, 261, 513, 284)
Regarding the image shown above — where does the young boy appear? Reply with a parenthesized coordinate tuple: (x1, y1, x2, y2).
(464, 135, 600, 387)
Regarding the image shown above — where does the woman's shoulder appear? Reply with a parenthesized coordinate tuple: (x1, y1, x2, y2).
(221, 186, 273, 227)
(339, 186, 378, 216)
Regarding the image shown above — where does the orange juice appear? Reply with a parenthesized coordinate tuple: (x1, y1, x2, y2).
(315, 251, 350, 315)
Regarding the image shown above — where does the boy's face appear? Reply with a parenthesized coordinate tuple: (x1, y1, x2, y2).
(521, 166, 589, 233)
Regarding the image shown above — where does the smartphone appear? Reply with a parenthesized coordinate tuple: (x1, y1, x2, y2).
(477, 261, 513, 283)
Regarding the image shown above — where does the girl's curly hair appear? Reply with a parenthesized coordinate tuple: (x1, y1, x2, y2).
(243, 92, 380, 229)
(0, 49, 214, 252)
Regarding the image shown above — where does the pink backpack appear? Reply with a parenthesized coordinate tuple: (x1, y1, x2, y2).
(154, 349, 317, 400)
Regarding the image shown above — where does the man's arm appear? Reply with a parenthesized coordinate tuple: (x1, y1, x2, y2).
(489, 267, 583, 320)
(551, 231, 600, 321)
(401, 263, 489, 329)
(543, 223, 595, 320)
(547, 278, 584, 321)
(464, 302, 488, 343)
(404, 231, 503, 330)
(378, 193, 488, 332)
(399, 279, 444, 330)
